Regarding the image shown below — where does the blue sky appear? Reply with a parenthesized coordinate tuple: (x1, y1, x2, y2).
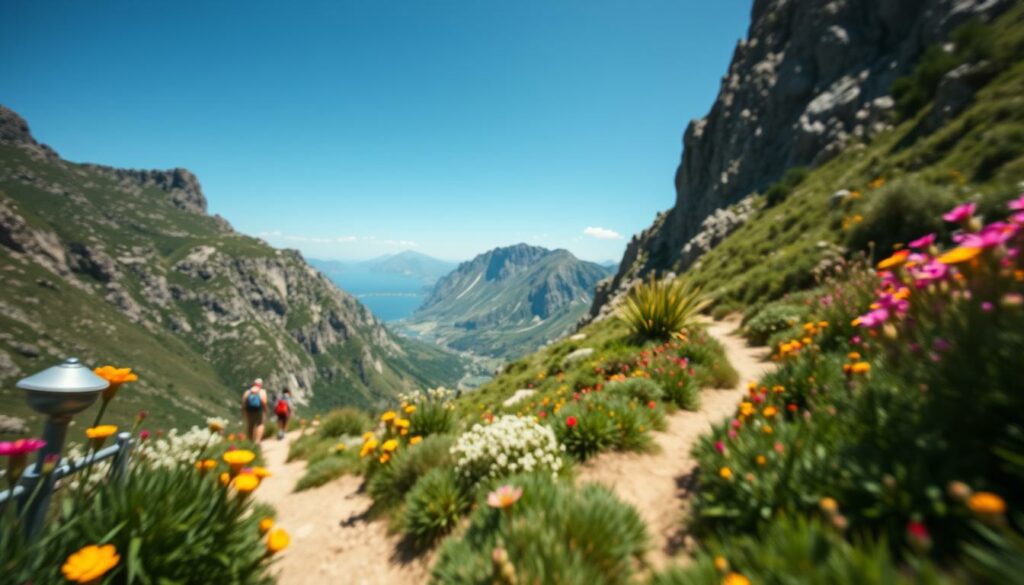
(1, 0, 751, 263)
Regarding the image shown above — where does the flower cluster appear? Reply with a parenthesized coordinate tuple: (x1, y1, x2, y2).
(136, 426, 222, 469)
(397, 386, 456, 405)
(774, 321, 828, 360)
(855, 197, 1023, 330)
(451, 415, 564, 482)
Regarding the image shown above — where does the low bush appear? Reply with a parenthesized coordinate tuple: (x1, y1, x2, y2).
(845, 179, 957, 259)
(743, 303, 810, 345)
(401, 467, 468, 547)
(367, 434, 455, 512)
(431, 474, 648, 585)
(554, 393, 663, 460)
(409, 400, 456, 437)
(764, 166, 809, 207)
(650, 517, 946, 585)
(294, 450, 362, 491)
(605, 377, 665, 403)
(317, 407, 371, 438)
(619, 274, 709, 340)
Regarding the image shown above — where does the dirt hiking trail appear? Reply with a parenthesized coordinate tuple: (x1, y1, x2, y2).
(577, 316, 774, 570)
(257, 315, 771, 582)
(256, 435, 432, 584)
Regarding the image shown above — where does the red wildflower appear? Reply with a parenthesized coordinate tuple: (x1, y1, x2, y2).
(566, 416, 578, 428)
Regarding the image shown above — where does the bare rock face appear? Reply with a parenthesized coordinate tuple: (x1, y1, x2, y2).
(589, 0, 1013, 321)
(0, 105, 59, 160)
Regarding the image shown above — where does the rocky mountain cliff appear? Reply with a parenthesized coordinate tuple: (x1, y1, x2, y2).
(589, 0, 1015, 320)
(0, 105, 465, 427)
(402, 244, 610, 359)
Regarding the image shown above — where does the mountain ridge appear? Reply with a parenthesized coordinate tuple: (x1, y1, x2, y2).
(0, 104, 466, 426)
(403, 243, 610, 359)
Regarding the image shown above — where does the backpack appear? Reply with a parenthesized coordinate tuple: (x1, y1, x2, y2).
(245, 389, 262, 411)
(275, 397, 290, 416)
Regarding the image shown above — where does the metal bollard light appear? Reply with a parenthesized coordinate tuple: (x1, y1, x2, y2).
(15, 358, 108, 539)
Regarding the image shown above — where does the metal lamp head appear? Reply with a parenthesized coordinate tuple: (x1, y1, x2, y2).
(16, 358, 109, 419)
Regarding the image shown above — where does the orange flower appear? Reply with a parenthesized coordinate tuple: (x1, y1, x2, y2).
(756, 455, 766, 466)
(719, 467, 733, 480)
(938, 246, 982, 265)
(850, 362, 871, 375)
(85, 425, 118, 449)
(723, 573, 751, 585)
(61, 544, 120, 583)
(409, 436, 423, 445)
(251, 466, 272, 479)
(968, 492, 1006, 521)
(93, 365, 138, 402)
(762, 406, 778, 418)
(876, 250, 910, 270)
(259, 517, 274, 535)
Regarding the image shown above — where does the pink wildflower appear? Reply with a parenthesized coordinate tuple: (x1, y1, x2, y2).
(908, 233, 936, 249)
(487, 485, 523, 509)
(0, 439, 46, 456)
(943, 202, 976, 223)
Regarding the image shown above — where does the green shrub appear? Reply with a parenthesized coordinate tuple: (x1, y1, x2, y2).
(650, 517, 946, 585)
(287, 433, 335, 462)
(401, 468, 468, 547)
(317, 407, 371, 438)
(764, 166, 809, 207)
(553, 401, 615, 461)
(619, 274, 709, 340)
(892, 18, 996, 121)
(409, 401, 456, 437)
(431, 474, 648, 584)
(649, 354, 701, 410)
(367, 434, 455, 512)
(295, 451, 362, 491)
(9, 464, 276, 584)
(679, 332, 739, 388)
(845, 179, 957, 259)
(605, 377, 665, 403)
(743, 303, 810, 345)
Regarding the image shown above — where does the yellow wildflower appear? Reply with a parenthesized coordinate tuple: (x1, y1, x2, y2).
(404, 404, 417, 414)
(232, 473, 260, 494)
(723, 572, 751, 585)
(381, 439, 399, 453)
(968, 492, 1006, 520)
(410, 436, 423, 445)
(267, 528, 290, 554)
(381, 411, 397, 423)
(222, 449, 256, 473)
(719, 467, 733, 480)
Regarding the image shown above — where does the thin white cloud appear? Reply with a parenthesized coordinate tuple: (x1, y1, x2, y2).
(382, 239, 418, 248)
(583, 226, 623, 240)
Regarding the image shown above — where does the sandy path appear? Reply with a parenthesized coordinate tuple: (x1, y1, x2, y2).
(256, 433, 432, 585)
(576, 316, 774, 570)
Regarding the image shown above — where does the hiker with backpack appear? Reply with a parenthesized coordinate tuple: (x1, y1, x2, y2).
(275, 388, 294, 440)
(242, 378, 268, 442)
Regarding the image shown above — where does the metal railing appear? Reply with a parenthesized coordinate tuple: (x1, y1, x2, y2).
(0, 431, 134, 537)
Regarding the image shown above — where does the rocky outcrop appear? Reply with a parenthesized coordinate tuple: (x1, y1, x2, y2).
(0, 105, 59, 160)
(84, 166, 208, 214)
(589, 0, 1013, 321)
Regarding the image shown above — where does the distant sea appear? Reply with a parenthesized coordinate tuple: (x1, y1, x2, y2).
(323, 267, 428, 322)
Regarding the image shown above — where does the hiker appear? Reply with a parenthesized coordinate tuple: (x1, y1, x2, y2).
(242, 378, 268, 442)
(275, 388, 294, 440)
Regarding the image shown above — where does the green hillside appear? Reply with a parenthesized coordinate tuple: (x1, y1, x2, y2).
(0, 120, 467, 430)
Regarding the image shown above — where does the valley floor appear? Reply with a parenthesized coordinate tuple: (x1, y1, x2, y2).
(257, 316, 772, 584)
